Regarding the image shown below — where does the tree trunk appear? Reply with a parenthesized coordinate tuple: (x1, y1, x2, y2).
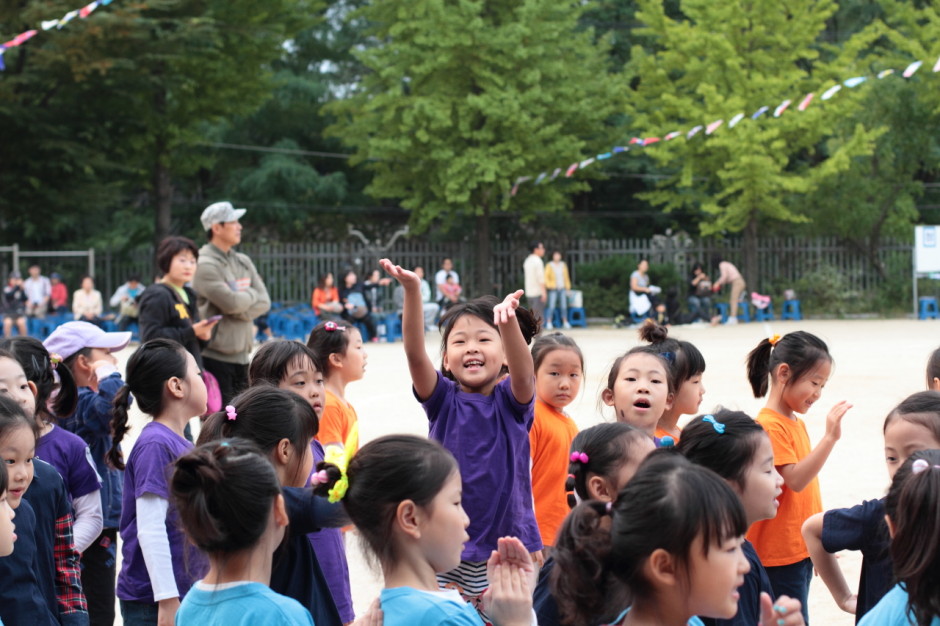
(474, 205, 493, 296)
(743, 212, 758, 293)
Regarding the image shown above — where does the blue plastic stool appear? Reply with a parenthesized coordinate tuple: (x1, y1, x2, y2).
(354, 320, 372, 342)
(754, 302, 775, 322)
(781, 299, 803, 321)
(382, 314, 402, 342)
(736, 301, 752, 323)
(919, 297, 939, 320)
(714, 302, 729, 324)
(568, 307, 586, 328)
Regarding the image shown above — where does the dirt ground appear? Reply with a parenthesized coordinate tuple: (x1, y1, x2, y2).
(118, 318, 936, 625)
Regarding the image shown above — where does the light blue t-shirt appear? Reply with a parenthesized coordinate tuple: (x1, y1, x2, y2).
(176, 581, 314, 625)
(858, 583, 940, 626)
(380, 587, 482, 626)
(605, 607, 704, 626)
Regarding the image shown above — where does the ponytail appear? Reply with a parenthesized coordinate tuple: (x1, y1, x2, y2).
(108, 385, 133, 470)
(746, 331, 831, 398)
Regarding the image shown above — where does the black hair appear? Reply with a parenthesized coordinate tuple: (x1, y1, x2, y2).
(307, 320, 357, 378)
(155, 236, 199, 275)
(745, 331, 832, 398)
(637, 319, 705, 387)
(0, 394, 40, 447)
(883, 391, 940, 445)
(172, 439, 281, 554)
(677, 409, 767, 491)
(884, 449, 940, 626)
(0, 337, 78, 424)
(249, 340, 325, 387)
(531, 332, 584, 374)
(344, 434, 459, 568)
(197, 385, 337, 493)
(109, 338, 190, 470)
(605, 344, 676, 397)
(529, 241, 544, 253)
(552, 452, 747, 626)
(438, 295, 540, 381)
(566, 423, 650, 506)
(316, 272, 334, 290)
(927, 347, 940, 390)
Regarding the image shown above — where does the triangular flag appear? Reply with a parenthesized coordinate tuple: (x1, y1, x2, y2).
(903, 60, 923, 77)
(4, 30, 38, 48)
(41, 20, 59, 30)
(550, 168, 562, 180)
(843, 76, 867, 88)
(579, 158, 595, 169)
(58, 10, 80, 28)
(642, 137, 660, 146)
(877, 69, 895, 79)
(514, 176, 531, 185)
(534, 173, 547, 184)
(821, 84, 842, 100)
(797, 93, 814, 111)
(511, 185, 519, 196)
(773, 100, 791, 117)
(728, 113, 745, 129)
(751, 106, 769, 120)
(100, 0, 113, 4)
(565, 163, 579, 177)
(0, 49, 5, 72)
(705, 120, 723, 135)
(612, 146, 628, 153)
(80, 1, 99, 18)
(629, 137, 645, 146)
(687, 125, 703, 139)
(934, 55, 940, 72)
(664, 131, 681, 141)
(596, 152, 613, 160)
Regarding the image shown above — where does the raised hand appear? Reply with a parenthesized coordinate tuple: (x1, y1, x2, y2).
(493, 289, 524, 326)
(379, 258, 420, 290)
(824, 400, 852, 441)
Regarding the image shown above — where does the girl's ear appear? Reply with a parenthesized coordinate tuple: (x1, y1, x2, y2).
(645, 547, 678, 588)
(931, 377, 940, 392)
(664, 391, 675, 412)
(165, 376, 185, 400)
(27, 381, 38, 400)
(395, 499, 422, 539)
(587, 474, 615, 503)
(775, 363, 791, 384)
(273, 494, 289, 528)
(273, 438, 293, 468)
(328, 352, 343, 369)
(601, 388, 615, 407)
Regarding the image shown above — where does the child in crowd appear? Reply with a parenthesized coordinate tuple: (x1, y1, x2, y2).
(534, 423, 655, 626)
(634, 320, 706, 441)
(0, 351, 87, 625)
(171, 440, 314, 625)
(0, 450, 14, 559)
(343, 434, 536, 626)
(678, 410, 803, 626)
(0, 336, 104, 553)
(249, 340, 355, 624)
(44, 320, 132, 626)
(307, 320, 367, 455)
(197, 385, 346, 626)
(109, 338, 209, 624)
(803, 390, 940, 622)
(927, 346, 940, 391)
(529, 332, 583, 549)
(858, 449, 940, 626)
(601, 340, 675, 443)
(745, 331, 852, 623)
(381, 258, 542, 609)
(553, 452, 802, 626)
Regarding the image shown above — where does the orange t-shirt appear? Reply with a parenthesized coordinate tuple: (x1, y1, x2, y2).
(747, 407, 822, 567)
(317, 389, 359, 453)
(312, 287, 340, 316)
(654, 426, 680, 441)
(529, 399, 579, 547)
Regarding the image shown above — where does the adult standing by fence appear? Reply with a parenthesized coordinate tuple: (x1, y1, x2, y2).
(524, 240, 547, 321)
(194, 202, 270, 404)
(711, 254, 746, 324)
(544, 250, 571, 329)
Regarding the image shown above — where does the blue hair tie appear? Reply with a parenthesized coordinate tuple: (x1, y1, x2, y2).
(661, 351, 676, 363)
(702, 414, 725, 434)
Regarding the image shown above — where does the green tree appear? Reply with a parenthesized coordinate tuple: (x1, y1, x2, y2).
(625, 0, 882, 289)
(328, 0, 621, 293)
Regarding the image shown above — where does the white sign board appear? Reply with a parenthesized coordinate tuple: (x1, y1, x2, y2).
(915, 226, 940, 274)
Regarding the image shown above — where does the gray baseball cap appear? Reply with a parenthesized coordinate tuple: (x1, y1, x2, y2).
(200, 201, 247, 231)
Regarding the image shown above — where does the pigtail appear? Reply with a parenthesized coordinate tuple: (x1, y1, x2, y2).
(745, 339, 775, 398)
(566, 453, 588, 509)
(50, 356, 79, 420)
(197, 410, 233, 444)
(637, 318, 668, 344)
(107, 384, 133, 470)
(310, 461, 343, 498)
(513, 305, 540, 345)
(172, 444, 227, 550)
(551, 500, 624, 626)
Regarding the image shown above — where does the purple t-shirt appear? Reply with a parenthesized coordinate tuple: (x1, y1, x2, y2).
(306, 439, 354, 623)
(117, 421, 208, 603)
(420, 371, 542, 561)
(37, 425, 101, 501)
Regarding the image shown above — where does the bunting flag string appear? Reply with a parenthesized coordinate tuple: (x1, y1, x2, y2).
(512, 55, 940, 196)
(0, 0, 114, 71)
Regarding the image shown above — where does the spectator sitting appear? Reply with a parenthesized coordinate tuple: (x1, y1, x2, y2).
(363, 268, 392, 313)
(687, 262, 712, 323)
(49, 273, 69, 315)
(23, 264, 51, 320)
(438, 272, 463, 315)
(109, 275, 144, 331)
(72, 275, 104, 328)
(311, 271, 344, 322)
(2, 271, 28, 337)
(392, 266, 440, 331)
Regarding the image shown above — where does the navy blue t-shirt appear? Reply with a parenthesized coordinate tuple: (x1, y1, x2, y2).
(822, 498, 892, 623)
(533, 556, 561, 626)
(700, 540, 774, 626)
(0, 499, 58, 625)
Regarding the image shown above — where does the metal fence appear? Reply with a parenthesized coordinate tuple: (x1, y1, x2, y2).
(2, 235, 914, 309)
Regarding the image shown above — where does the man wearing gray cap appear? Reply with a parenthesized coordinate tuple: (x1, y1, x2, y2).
(193, 201, 271, 403)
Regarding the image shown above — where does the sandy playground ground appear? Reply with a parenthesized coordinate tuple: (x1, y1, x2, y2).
(115, 317, 939, 625)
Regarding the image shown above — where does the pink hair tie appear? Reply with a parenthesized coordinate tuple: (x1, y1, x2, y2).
(570, 451, 589, 464)
(911, 458, 940, 474)
(48, 352, 63, 369)
(324, 321, 346, 332)
(225, 405, 237, 421)
(310, 470, 329, 486)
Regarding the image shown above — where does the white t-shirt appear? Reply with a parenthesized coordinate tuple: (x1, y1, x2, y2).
(523, 254, 545, 297)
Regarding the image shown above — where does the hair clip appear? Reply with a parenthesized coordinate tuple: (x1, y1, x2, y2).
(219, 441, 231, 448)
(570, 451, 589, 464)
(660, 436, 676, 448)
(768, 334, 781, 347)
(324, 321, 346, 332)
(225, 405, 237, 421)
(328, 473, 349, 503)
(605, 501, 613, 514)
(911, 458, 940, 474)
(48, 352, 62, 369)
(702, 414, 726, 434)
(310, 469, 329, 486)
(661, 351, 676, 363)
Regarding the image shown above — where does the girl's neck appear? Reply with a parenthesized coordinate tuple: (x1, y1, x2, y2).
(153, 406, 193, 437)
(325, 377, 348, 401)
(657, 408, 681, 436)
(765, 387, 795, 419)
(382, 550, 440, 592)
(202, 542, 275, 586)
(39, 420, 53, 437)
(622, 597, 690, 626)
